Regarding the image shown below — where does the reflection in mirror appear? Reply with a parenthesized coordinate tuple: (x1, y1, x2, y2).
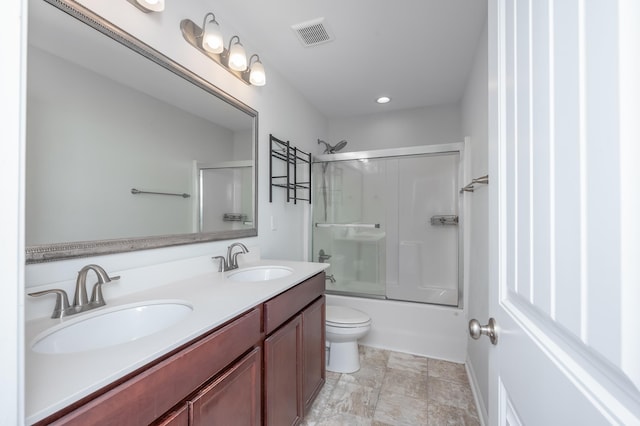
(199, 161, 254, 232)
(25, 0, 258, 263)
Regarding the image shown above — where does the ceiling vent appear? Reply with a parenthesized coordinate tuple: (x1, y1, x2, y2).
(291, 18, 334, 47)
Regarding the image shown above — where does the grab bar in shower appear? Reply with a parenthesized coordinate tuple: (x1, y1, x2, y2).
(315, 223, 381, 229)
(460, 174, 489, 193)
(131, 188, 191, 198)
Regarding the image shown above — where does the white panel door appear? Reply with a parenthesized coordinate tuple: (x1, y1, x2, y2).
(486, 0, 640, 424)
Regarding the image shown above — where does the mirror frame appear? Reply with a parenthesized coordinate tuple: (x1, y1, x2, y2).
(25, 0, 258, 263)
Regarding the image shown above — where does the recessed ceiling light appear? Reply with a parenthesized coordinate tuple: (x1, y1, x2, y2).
(376, 96, 391, 104)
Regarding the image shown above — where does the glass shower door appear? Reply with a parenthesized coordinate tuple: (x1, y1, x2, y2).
(312, 159, 387, 298)
(312, 149, 461, 306)
(386, 153, 460, 305)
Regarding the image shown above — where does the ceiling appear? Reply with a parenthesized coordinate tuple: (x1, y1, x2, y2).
(208, 0, 488, 119)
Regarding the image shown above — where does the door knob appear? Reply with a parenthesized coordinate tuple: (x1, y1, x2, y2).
(469, 318, 498, 345)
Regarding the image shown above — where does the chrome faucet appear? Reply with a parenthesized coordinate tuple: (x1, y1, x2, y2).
(28, 264, 120, 319)
(227, 242, 249, 270)
(74, 264, 120, 311)
(213, 242, 249, 272)
(318, 250, 336, 283)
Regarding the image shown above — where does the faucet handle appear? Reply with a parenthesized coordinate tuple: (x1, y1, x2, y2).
(212, 256, 228, 272)
(28, 289, 72, 319)
(231, 251, 247, 269)
(89, 275, 120, 307)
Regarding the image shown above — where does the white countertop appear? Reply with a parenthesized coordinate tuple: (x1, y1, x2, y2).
(25, 259, 328, 425)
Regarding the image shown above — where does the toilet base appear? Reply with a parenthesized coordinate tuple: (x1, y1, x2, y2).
(326, 341, 361, 373)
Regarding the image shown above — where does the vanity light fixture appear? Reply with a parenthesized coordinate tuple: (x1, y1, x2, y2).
(376, 96, 391, 104)
(243, 54, 266, 86)
(180, 16, 266, 86)
(128, 0, 165, 13)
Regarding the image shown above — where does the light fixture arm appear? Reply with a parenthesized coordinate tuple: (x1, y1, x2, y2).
(226, 35, 241, 52)
(247, 54, 261, 67)
(200, 12, 217, 38)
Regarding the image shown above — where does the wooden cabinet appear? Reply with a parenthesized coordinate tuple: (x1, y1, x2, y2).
(301, 296, 326, 413)
(37, 272, 325, 426)
(264, 316, 303, 426)
(263, 272, 326, 425)
(157, 347, 262, 426)
(189, 347, 261, 425)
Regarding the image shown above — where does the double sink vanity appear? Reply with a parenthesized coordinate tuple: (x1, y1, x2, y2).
(26, 258, 329, 425)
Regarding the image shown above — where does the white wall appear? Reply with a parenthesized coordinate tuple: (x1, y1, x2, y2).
(461, 21, 489, 423)
(327, 103, 463, 153)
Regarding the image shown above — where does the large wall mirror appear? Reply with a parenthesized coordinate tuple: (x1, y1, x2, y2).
(25, 0, 258, 263)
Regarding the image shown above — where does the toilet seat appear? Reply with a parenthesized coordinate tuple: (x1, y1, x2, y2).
(326, 306, 371, 328)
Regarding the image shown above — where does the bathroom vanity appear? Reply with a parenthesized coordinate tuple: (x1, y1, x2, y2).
(26, 261, 327, 425)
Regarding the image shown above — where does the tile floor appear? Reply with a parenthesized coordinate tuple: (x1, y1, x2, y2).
(302, 346, 481, 426)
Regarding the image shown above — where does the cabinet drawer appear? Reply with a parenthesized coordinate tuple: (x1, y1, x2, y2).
(45, 308, 262, 426)
(263, 272, 325, 335)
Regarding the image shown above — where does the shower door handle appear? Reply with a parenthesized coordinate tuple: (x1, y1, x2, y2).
(469, 318, 498, 345)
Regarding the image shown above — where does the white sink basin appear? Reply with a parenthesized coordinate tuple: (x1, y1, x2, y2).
(226, 266, 293, 282)
(31, 300, 193, 354)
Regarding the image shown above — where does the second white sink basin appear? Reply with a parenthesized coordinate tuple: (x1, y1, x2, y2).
(31, 300, 193, 354)
(226, 266, 293, 282)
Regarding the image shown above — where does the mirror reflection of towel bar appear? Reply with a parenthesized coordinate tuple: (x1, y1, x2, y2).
(315, 223, 380, 228)
(131, 188, 190, 198)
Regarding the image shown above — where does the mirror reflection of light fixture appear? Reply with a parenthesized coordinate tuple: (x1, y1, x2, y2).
(128, 0, 165, 12)
(201, 13, 224, 54)
(180, 17, 266, 86)
(242, 54, 266, 86)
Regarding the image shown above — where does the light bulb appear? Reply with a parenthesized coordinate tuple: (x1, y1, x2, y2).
(249, 60, 266, 86)
(202, 19, 223, 54)
(228, 41, 247, 71)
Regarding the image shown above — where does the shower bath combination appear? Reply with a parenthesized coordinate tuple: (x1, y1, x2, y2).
(312, 143, 464, 307)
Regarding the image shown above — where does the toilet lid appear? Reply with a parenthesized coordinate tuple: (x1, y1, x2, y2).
(326, 305, 371, 326)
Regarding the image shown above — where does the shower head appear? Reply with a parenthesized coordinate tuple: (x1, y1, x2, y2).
(333, 140, 348, 152)
(317, 139, 348, 154)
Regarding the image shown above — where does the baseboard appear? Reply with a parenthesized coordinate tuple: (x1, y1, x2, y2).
(465, 357, 488, 426)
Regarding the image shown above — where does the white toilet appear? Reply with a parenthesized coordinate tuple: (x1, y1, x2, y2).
(325, 305, 372, 373)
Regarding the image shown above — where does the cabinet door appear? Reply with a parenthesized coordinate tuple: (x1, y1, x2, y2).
(264, 316, 303, 426)
(302, 296, 325, 413)
(189, 347, 261, 426)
